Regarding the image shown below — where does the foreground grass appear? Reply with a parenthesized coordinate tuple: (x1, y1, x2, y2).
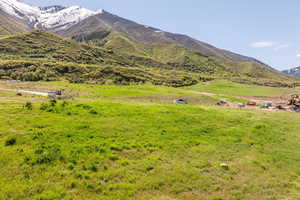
(0, 98, 300, 200)
(0, 81, 300, 200)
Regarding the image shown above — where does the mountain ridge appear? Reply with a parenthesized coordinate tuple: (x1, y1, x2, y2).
(0, 9, 29, 34)
(0, 0, 274, 68)
(0, 0, 298, 87)
(282, 66, 300, 78)
(0, 0, 100, 31)
(59, 10, 276, 68)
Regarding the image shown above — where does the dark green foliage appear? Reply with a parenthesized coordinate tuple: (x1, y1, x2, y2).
(72, 30, 111, 42)
(5, 137, 16, 146)
(25, 144, 64, 165)
(89, 109, 98, 115)
(49, 99, 57, 106)
(0, 60, 199, 87)
(24, 102, 33, 110)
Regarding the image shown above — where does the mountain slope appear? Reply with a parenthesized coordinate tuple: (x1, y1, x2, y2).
(282, 67, 300, 78)
(0, 30, 196, 71)
(0, 1, 298, 86)
(0, 30, 203, 86)
(60, 11, 272, 65)
(58, 11, 289, 81)
(0, 10, 29, 35)
(0, 30, 109, 64)
(58, 13, 293, 84)
(0, 0, 285, 71)
(0, 30, 297, 87)
(0, 0, 100, 31)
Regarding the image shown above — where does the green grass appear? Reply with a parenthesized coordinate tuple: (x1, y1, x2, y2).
(0, 82, 300, 200)
(186, 80, 299, 97)
(48, 82, 206, 98)
(0, 81, 219, 106)
(1, 100, 300, 200)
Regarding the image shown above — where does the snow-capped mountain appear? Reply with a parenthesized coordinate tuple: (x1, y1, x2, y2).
(282, 66, 300, 78)
(39, 5, 66, 14)
(37, 6, 101, 30)
(0, 0, 101, 30)
(0, 0, 294, 85)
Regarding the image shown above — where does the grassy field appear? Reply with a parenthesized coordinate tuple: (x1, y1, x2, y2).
(186, 80, 299, 97)
(0, 81, 300, 200)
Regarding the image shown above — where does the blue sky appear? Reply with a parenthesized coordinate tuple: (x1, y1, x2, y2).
(25, 0, 300, 70)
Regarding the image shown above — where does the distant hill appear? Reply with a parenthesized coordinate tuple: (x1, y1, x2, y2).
(0, 30, 297, 87)
(0, 30, 206, 86)
(282, 67, 300, 78)
(59, 11, 271, 65)
(56, 11, 295, 85)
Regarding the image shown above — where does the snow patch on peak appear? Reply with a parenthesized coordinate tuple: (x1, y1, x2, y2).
(0, 0, 40, 21)
(37, 6, 98, 30)
(97, 9, 104, 14)
(39, 5, 66, 14)
(0, 0, 100, 30)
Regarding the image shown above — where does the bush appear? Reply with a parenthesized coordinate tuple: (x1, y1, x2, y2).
(49, 99, 57, 106)
(40, 103, 52, 111)
(5, 137, 16, 146)
(109, 155, 119, 161)
(40, 100, 57, 112)
(89, 109, 98, 115)
(25, 144, 64, 165)
(24, 102, 33, 110)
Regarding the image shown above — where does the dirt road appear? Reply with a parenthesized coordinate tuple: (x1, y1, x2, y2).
(0, 88, 49, 97)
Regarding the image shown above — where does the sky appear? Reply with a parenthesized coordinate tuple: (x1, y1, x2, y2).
(25, 0, 300, 70)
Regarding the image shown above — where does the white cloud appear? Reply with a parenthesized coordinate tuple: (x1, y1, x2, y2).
(250, 41, 275, 48)
(250, 41, 290, 51)
(296, 54, 300, 57)
(274, 44, 290, 51)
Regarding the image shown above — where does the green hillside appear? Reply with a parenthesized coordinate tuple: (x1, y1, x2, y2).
(0, 30, 298, 87)
(0, 8, 298, 87)
(0, 30, 116, 64)
(58, 11, 291, 77)
(0, 31, 199, 86)
(97, 33, 297, 86)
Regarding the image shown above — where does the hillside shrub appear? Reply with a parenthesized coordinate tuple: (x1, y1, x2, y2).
(24, 102, 33, 110)
(5, 137, 16, 146)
